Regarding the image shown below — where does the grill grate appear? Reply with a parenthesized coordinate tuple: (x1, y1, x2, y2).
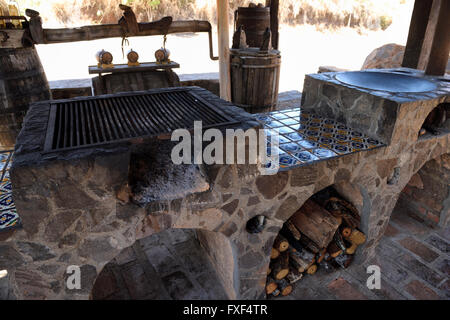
(44, 89, 238, 152)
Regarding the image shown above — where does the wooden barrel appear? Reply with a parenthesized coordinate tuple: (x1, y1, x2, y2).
(0, 47, 51, 150)
(235, 7, 270, 48)
(230, 48, 281, 113)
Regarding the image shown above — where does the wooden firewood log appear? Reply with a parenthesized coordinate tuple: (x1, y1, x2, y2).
(316, 248, 327, 264)
(288, 247, 315, 273)
(285, 220, 302, 240)
(332, 253, 353, 269)
(273, 234, 289, 252)
(318, 257, 335, 273)
(324, 197, 360, 229)
(286, 266, 303, 284)
(266, 276, 278, 295)
(267, 266, 272, 275)
(290, 199, 342, 249)
(271, 248, 280, 259)
(272, 251, 289, 280)
(341, 227, 352, 238)
(270, 288, 280, 297)
(280, 225, 319, 253)
(297, 233, 321, 253)
(333, 230, 347, 252)
(306, 264, 318, 275)
(326, 241, 343, 258)
(276, 278, 293, 296)
(344, 229, 366, 254)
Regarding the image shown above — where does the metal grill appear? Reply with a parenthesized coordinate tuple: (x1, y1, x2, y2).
(44, 89, 238, 152)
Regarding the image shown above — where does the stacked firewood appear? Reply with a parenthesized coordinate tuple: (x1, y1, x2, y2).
(266, 196, 366, 297)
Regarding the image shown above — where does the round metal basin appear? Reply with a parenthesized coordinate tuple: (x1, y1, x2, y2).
(334, 71, 437, 93)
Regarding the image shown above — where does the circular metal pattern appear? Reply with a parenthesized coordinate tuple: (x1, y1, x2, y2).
(351, 141, 367, 149)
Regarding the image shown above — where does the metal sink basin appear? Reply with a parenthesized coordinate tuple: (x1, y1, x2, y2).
(334, 71, 437, 93)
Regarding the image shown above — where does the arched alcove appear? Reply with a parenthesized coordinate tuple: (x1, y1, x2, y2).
(91, 228, 236, 300)
(418, 103, 450, 139)
(372, 154, 450, 300)
(393, 153, 450, 228)
(266, 184, 365, 298)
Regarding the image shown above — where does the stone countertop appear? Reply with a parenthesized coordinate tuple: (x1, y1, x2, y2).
(308, 68, 450, 103)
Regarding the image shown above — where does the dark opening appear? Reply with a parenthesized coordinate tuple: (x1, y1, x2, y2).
(246, 215, 266, 234)
(419, 103, 450, 138)
(91, 229, 229, 300)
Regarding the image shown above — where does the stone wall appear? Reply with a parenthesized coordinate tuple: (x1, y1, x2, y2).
(197, 229, 237, 299)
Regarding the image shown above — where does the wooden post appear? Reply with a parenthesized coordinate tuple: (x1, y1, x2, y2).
(402, 0, 433, 69)
(417, 0, 441, 70)
(424, 0, 450, 75)
(266, 0, 279, 50)
(216, 0, 231, 101)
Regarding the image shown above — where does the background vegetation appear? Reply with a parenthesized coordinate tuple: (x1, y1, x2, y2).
(18, 0, 410, 30)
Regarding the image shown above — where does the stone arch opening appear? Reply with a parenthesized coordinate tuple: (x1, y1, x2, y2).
(372, 153, 450, 300)
(392, 153, 450, 228)
(418, 103, 450, 138)
(265, 184, 365, 298)
(91, 228, 236, 300)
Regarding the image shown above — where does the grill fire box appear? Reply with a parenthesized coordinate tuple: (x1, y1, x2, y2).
(43, 88, 238, 153)
(12, 86, 257, 163)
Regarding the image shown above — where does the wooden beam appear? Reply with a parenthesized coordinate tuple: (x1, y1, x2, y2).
(269, 0, 279, 50)
(42, 20, 213, 44)
(418, 0, 441, 70)
(425, 0, 450, 75)
(402, 0, 433, 69)
(216, 0, 231, 101)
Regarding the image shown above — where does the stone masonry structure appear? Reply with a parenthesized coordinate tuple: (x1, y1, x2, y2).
(0, 69, 449, 300)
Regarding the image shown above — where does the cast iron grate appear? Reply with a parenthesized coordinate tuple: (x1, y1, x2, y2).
(44, 88, 237, 152)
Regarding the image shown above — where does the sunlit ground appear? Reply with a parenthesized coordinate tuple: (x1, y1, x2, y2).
(36, 3, 413, 92)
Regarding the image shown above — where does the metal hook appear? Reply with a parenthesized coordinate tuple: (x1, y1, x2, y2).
(121, 35, 130, 59)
